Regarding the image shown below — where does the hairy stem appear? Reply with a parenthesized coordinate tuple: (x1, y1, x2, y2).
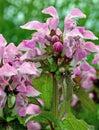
(60, 72, 73, 119)
(52, 73, 58, 119)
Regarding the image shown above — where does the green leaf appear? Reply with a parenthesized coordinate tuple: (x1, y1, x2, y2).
(28, 97, 41, 106)
(24, 111, 59, 129)
(62, 113, 91, 130)
(0, 123, 5, 130)
(8, 94, 16, 108)
(0, 108, 3, 118)
(33, 73, 53, 110)
(74, 88, 96, 113)
(47, 57, 58, 72)
(33, 111, 58, 127)
(6, 126, 13, 130)
(24, 114, 37, 124)
(6, 116, 16, 122)
(9, 119, 27, 130)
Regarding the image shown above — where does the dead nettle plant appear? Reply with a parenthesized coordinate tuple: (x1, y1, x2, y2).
(0, 6, 99, 130)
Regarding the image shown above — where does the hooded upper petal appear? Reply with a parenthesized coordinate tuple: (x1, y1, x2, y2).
(42, 6, 59, 30)
(42, 6, 58, 18)
(68, 8, 86, 18)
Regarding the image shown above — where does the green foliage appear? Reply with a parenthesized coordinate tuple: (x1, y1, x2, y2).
(33, 111, 58, 126)
(9, 119, 27, 130)
(0, 118, 26, 130)
(74, 88, 96, 113)
(33, 73, 53, 110)
(62, 113, 93, 130)
(72, 103, 99, 130)
(8, 94, 16, 108)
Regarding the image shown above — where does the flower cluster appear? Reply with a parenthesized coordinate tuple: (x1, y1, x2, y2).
(21, 6, 98, 89)
(0, 34, 41, 129)
(0, 6, 99, 130)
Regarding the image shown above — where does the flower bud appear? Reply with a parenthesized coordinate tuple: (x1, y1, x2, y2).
(53, 42, 63, 52)
(59, 67, 65, 73)
(51, 35, 59, 43)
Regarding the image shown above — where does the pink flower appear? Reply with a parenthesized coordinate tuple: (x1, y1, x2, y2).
(16, 93, 41, 117)
(18, 39, 36, 50)
(92, 50, 99, 64)
(64, 8, 86, 32)
(77, 27, 98, 40)
(18, 104, 41, 117)
(20, 21, 48, 32)
(17, 62, 39, 75)
(17, 85, 40, 97)
(27, 121, 41, 130)
(3, 43, 20, 64)
(0, 34, 7, 60)
(68, 8, 86, 18)
(73, 61, 96, 89)
(42, 6, 59, 30)
(0, 63, 17, 77)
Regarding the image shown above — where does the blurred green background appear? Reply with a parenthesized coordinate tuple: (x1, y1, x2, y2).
(0, 0, 99, 45)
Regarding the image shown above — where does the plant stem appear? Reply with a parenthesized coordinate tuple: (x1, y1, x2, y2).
(48, 121, 55, 130)
(25, 54, 52, 62)
(60, 72, 73, 119)
(52, 73, 58, 119)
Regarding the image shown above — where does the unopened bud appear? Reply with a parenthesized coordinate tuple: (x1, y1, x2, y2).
(51, 35, 59, 43)
(53, 42, 63, 52)
(59, 67, 65, 73)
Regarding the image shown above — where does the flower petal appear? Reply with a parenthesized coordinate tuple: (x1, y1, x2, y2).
(0, 63, 17, 77)
(18, 62, 38, 75)
(68, 28, 83, 38)
(84, 42, 99, 52)
(68, 8, 86, 18)
(0, 34, 7, 47)
(78, 27, 98, 40)
(42, 6, 59, 30)
(42, 6, 58, 18)
(27, 121, 41, 130)
(20, 21, 47, 31)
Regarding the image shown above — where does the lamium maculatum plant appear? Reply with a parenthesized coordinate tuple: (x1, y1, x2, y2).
(0, 6, 99, 130)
